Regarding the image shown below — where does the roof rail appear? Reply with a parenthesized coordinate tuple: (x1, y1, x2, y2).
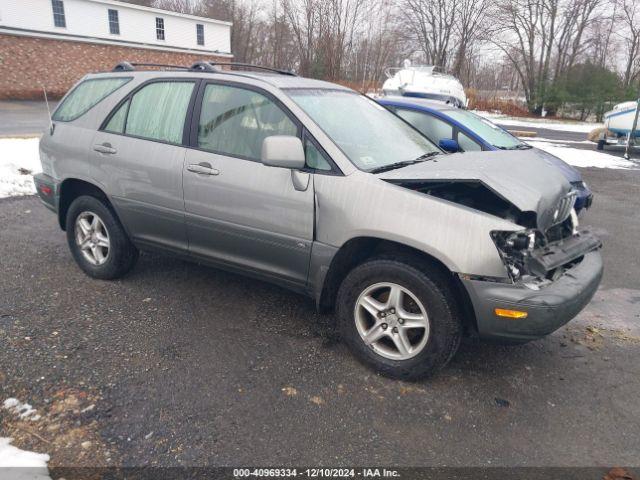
(112, 61, 297, 76)
(112, 62, 189, 72)
(213, 62, 297, 76)
(189, 61, 296, 76)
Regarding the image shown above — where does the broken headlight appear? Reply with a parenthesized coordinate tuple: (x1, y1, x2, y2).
(491, 229, 542, 281)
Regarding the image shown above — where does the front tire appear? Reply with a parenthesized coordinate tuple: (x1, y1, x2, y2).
(66, 195, 138, 280)
(337, 258, 462, 380)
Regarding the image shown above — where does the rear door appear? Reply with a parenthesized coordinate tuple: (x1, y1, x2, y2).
(91, 79, 197, 252)
(182, 81, 315, 288)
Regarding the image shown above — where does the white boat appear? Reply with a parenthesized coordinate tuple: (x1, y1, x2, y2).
(603, 100, 640, 139)
(382, 63, 467, 108)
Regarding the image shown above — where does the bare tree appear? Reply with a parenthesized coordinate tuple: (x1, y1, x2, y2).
(589, 0, 618, 68)
(616, 0, 640, 88)
(493, 0, 603, 113)
(553, 0, 603, 79)
(281, 0, 319, 75)
(450, 0, 491, 79)
(124, 0, 632, 103)
(153, 0, 202, 14)
(344, 0, 406, 91)
(401, 0, 457, 68)
(322, 0, 369, 80)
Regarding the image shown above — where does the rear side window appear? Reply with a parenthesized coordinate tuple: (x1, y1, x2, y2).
(53, 78, 131, 122)
(120, 81, 195, 144)
(197, 84, 297, 161)
(104, 100, 129, 133)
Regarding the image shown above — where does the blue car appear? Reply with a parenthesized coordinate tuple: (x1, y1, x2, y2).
(377, 96, 593, 211)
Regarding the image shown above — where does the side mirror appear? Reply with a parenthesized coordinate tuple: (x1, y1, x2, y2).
(261, 136, 306, 169)
(439, 138, 460, 153)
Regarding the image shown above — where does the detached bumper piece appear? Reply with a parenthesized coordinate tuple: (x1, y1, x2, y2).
(526, 231, 601, 277)
(33, 173, 59, 213)
(463, 247, 603, 342)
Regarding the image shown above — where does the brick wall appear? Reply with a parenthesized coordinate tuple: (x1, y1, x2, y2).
(0, 33, 230, 100)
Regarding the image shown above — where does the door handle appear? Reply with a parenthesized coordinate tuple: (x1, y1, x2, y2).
(187, 162, 219, 176)
(93, 143, 117, 154)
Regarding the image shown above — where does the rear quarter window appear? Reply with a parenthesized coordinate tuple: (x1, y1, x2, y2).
(53, 77, 131, 122)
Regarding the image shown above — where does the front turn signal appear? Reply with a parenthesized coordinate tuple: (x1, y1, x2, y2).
(494, 308, 528, 319)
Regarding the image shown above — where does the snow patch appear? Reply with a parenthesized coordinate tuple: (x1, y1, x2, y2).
(0, 137, 41, 198)
(0, 438, 51, 480)
(527, 141, 638, 169)
(474, 111, 600, 134)
(3, 399, 40, 421)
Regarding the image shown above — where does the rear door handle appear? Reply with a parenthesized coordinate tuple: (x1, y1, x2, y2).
(93, 143, 117, 155)
(187, 162, 219, 176)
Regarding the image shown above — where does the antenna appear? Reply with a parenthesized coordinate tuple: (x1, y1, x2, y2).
(42, 84, 54, 134)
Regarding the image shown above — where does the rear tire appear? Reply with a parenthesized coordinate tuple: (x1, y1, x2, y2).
(336, 258, 462, 380)
(66, 195, 138, 280)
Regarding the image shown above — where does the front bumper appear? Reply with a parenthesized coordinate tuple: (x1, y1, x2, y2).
(461, 250, 603, 342)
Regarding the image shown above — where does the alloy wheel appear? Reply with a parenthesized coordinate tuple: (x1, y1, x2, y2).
(354, 282, 430, 361)
(75, 211, 110, 266)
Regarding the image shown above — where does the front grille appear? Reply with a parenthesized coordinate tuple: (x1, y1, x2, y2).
(553, 191, 577, 225)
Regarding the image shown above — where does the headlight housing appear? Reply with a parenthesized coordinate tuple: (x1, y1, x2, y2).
(492, 207, 580, 282)
(571, 180, 588, 191)
(491, 229, 542, 281)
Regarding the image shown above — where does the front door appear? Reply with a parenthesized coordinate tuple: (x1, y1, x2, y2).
(183, 82, 315, 287)
(92, 79, 197, 252)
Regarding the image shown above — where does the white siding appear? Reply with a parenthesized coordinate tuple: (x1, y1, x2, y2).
(0, 0, 231, 54)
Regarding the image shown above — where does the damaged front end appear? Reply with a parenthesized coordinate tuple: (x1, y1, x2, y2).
(375, 150, 603, 340)
(491, 220, 601, 287)
(385, 178, 601, 286)
(401, 178, 603, 341)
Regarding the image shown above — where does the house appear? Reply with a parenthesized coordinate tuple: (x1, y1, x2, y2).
(0, 0, 232, 99)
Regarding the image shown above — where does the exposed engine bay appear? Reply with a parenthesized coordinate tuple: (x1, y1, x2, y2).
(387, 179, 602, 286)
(389, 180, 535, 227)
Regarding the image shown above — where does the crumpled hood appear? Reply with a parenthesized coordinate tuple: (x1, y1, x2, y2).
(532, 148, 581, 182)
(376, 149, 574, 231)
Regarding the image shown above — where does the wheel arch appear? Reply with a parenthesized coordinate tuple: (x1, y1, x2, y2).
(316, 237, 478, 334)
(58, 178, 114, 231)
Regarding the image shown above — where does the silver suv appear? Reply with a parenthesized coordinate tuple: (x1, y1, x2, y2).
(34, 62, 603, 379)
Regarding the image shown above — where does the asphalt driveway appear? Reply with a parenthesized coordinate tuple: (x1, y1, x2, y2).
(1, 167, 639, 472)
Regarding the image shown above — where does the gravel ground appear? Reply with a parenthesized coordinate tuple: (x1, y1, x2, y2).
(1, 167, 639, 473)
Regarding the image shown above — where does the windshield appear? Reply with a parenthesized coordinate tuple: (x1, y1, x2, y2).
(445, 109, 525, 149)
(286, 89, 440, 171)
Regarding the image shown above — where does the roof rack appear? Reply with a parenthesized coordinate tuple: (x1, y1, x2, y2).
(112, 61, 297, 76)
(195, 62, 297, 76)
(113, 62, 189, 72)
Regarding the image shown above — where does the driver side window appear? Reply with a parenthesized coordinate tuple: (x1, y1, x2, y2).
(197, 84, 298, 161)
(457, 131, 482, 152)
(395, 108, 453, 143)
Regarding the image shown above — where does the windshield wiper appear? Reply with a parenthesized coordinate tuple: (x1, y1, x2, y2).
(369, 152, 440, 174)
(497, 144, 533, 150)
